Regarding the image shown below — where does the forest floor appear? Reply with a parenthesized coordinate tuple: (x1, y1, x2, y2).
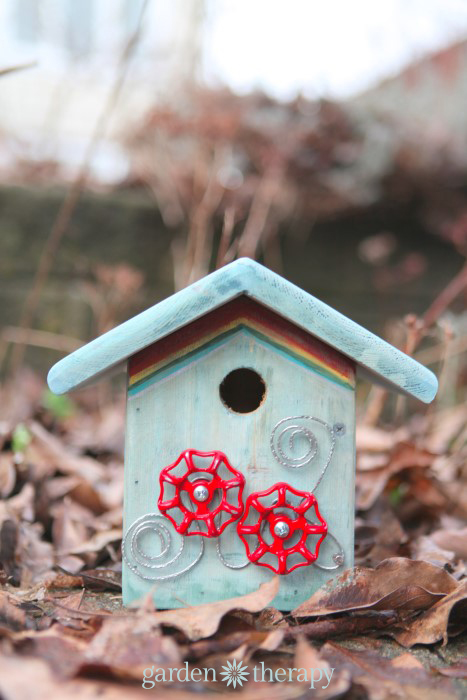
(0, 369, 466, 699)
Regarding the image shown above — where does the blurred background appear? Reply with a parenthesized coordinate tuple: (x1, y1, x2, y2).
(0, 0, 465, 623)
(0, 0, 466, 422)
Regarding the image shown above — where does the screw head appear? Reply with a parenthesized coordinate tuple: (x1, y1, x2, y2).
(273, 521, 290, 538)
(192, 483, 210, 502)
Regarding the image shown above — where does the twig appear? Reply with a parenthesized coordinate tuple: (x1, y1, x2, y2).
(1, 327, 83, 353)
(0, 62, 37, 79)
(422, 260, 467, 332)
(363, 260, 467, 425)
(237, 166, 283, 259)
(8, 0, 149, 376)
(215, 205, 236, 268)
(283, 610, 402, 640)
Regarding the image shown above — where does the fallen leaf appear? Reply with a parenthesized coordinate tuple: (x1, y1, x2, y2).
(0, 653, 151, 699)
(27, 421, 105, 483)
(80, 614, 180, 681)
(0, 590, 31, 631)
(411, 534, 456, 568)
(69, 529, 122, 555)
(78, 568, 122, 592)
(149, 577, 279, 641)
(294, 636, 351, 698)
(394, 579, 467, 647)
(258, 628, 284, 651)
(0, 453, 16, 497)
(431, 659, 467, 679)
(432, 527, 467, 559)
(320, 642, 458, 700)
(293, 558, 458, 617)
(0, 518, 20, 584)
(356, 442, 435, 510)
(356, 425, 409, 452)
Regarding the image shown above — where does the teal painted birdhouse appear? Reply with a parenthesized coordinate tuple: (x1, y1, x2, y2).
(48, 258, 437, 610)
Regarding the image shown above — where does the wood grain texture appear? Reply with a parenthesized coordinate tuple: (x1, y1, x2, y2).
(128, 296, 355, 395)
(48, 258, 438, 403)
(123, 329, 356, 610)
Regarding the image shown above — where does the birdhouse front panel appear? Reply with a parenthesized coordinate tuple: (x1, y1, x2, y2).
(122, 296, 356, 610)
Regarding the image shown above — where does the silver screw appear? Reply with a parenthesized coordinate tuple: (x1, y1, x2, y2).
(273, 521, 290, 538)
(192, 484, 210, 502)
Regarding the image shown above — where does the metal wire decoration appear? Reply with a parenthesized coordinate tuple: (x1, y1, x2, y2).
(216, 531, 250, 569)
(312, 532, 345, 571)
(270, 416, 345, 491)
(122, 512, 204, 581)
(269, 415, 346, 570)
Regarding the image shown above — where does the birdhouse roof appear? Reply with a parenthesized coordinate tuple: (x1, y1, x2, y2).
(48, 258, 437, 403)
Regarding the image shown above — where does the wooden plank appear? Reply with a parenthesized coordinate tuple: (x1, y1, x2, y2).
(122, 329, 355, 610)
(48, 258, 438, 403)
(128, 296, 355, 394)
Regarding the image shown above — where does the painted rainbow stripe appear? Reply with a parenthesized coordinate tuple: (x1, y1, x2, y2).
(128, 296, 355, 395)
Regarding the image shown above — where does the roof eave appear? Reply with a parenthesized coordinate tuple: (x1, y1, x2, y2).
(47, 258, 438, 403)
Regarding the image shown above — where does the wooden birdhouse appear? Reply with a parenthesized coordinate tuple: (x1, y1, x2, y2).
(48, 258, 437, 610)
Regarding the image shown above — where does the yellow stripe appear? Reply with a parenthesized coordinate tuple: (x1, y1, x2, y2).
(129, 317, 353, 387)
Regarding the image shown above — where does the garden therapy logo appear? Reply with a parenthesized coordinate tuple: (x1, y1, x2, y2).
(142, 660, 334, 690)
(220, 659, 250, 688)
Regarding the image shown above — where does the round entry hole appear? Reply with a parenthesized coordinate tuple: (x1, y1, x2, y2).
(219, 368, 266, 413)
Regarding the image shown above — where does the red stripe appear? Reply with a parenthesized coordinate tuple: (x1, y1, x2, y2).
(129, 296, 354, 379)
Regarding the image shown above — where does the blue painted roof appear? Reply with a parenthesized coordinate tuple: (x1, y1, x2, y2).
(48, 258, 437, 403)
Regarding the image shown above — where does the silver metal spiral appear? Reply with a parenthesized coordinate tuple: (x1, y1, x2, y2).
(122, 513, 204, 581)
(312, 532, 345, 571)
(271, 417, 318, 468)
(270, 415, 340, 493)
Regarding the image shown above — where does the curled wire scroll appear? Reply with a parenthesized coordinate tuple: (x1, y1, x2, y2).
(270, 416, 340, 492)
(122, 512, 203, 581)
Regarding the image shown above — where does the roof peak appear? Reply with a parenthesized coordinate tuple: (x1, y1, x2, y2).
(48, 257, 437, 403)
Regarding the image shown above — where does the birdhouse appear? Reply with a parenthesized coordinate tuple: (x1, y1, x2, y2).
(48, 258, 437, 610)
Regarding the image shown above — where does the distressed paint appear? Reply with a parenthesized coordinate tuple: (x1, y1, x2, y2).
(48, 258, 438, 403)
(128, 296, 355, 395)
(46, 256, 438, 610)
(123, 330, 356, 610)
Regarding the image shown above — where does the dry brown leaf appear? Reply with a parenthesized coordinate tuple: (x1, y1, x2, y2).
(320, 642, 459, 700)
(57, 590, 84, 611)
(432, 527, 467, 559)
(27, 421, 105, 483)
(394, 579, 467, 647)
(292, 558, 458, 617)
(51, 500, 89, 555)
(18, 522, 54, 584)
(69, 528, 122, 555)
(0, 453, 16, 497)
(425, 404, 466, 453)
(149, 577, 279, 641)
(78, 568, 122, 592)
(0, 653, 150, 699)
(294, 636, 351, 698)
(80, 614, 180, 680)
(356, 425, 408, 452)
(257, 628, 284, 651)
(1, 483, 35, 522)
(45, 573, 84, 589)
(411, 534, 456, 568)
(432, 659, 467, 679)
(356, 442, 436, 510)
(0, 590, 30, 631)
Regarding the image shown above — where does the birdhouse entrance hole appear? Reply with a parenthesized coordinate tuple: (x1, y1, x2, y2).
(219, 368, 266, 413)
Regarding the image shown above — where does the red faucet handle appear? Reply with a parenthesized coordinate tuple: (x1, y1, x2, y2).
(237, 482, 327, 574)
(158, 449, 245, 537)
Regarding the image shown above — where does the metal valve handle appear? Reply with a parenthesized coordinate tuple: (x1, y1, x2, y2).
(236, 482, 327, 574)
(158, 449, 245, 537)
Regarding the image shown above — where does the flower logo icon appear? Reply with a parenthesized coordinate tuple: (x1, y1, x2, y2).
(220, 659, 249, 688)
